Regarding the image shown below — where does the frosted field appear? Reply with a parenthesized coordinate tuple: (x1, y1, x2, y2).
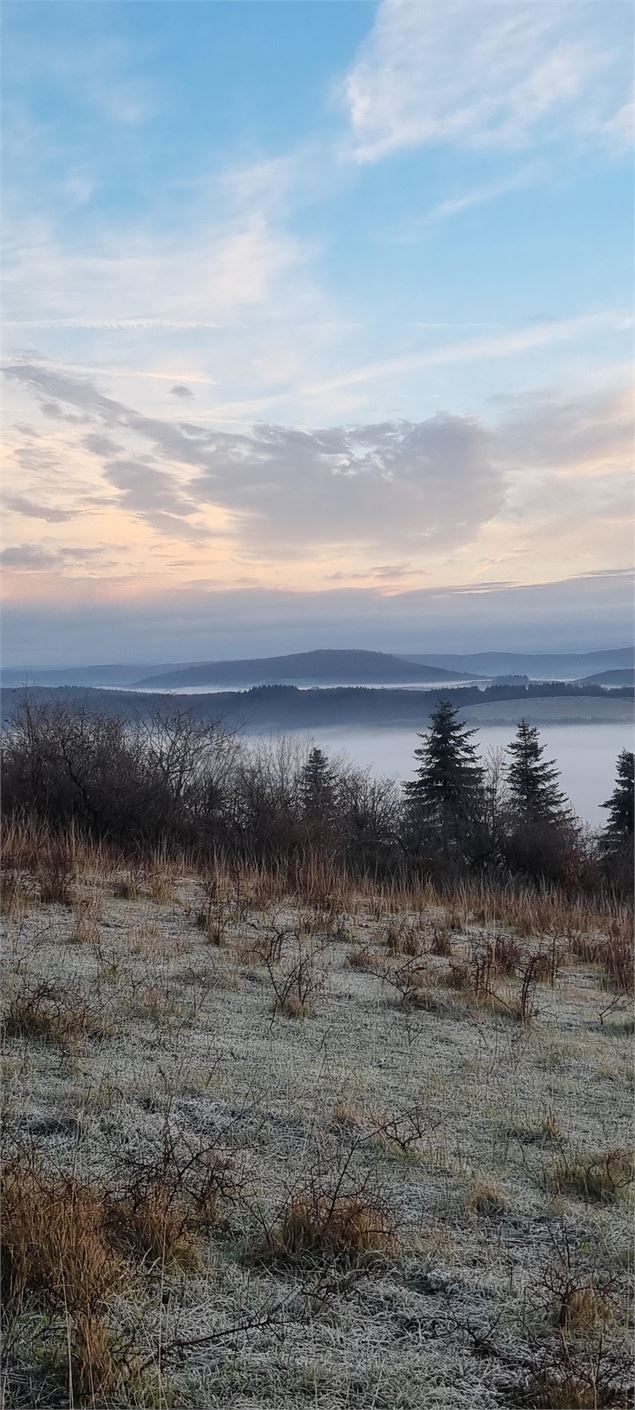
(2, 867, 633, 1408)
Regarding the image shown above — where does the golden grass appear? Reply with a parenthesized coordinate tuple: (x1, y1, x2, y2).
(0, 1160, 161, 1404)
(1, 1163, 124, 1315)
(105, 1187, 201, 1269)
(467, 1178, 507, 1216)
(264, 1190, 397, 1263)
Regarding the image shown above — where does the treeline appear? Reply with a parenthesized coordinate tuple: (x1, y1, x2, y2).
(0, 678, 632, 732)
(1, 697, 632, 894)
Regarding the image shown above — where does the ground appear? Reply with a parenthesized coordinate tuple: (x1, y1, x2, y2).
(1, 863, 633, 1409)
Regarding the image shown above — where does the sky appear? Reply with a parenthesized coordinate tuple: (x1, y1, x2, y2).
(1, 0, 633, 667)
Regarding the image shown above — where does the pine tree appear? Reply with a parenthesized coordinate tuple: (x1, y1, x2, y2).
(404, 699, 483, 844)
(299, 746, 336, 823)
(505, 721, 570, 825)
(601, 749, 634, 842)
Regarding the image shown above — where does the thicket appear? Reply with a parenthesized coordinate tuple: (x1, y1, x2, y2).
(1, 696, 632, 895)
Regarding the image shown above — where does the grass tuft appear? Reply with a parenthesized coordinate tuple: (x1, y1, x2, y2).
(264, 1190, 397, 1263)
(551, 1148, 634, 1203)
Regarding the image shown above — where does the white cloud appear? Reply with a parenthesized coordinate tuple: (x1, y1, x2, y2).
(345, 0, 630, 163)
(2, 215, 305, 329)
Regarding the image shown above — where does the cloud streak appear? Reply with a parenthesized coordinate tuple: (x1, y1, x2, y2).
(303, 312, 631, 397)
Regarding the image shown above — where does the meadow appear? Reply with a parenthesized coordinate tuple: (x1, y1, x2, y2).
(1, 829, 633, 1409)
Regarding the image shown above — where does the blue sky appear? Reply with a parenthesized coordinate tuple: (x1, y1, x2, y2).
(2, 0, 633, 664)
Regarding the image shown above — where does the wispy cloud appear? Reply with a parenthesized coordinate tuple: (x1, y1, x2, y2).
(3, 494, 74, 524)
(410, 165, 541, 230)
(303, 312, 631, 397)
(345, 0, 631, 163)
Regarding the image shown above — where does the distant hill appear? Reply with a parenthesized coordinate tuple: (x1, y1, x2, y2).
(133, 649, 478, 690)
(577, 669, 635, 687)
(401, 647, 634, 681)
(0, 662, 181, 689)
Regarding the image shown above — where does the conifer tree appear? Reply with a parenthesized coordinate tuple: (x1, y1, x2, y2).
(601, 749, 634, 842)
(404, 699, 483, 845)
(505, 721, 570, 825)
(299, 746, 336, 823)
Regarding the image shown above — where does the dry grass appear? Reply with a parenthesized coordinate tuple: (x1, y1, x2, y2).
(345, 945, 385, 974)
(263, 1189, 397, 1263)
(467, 1178, 507, 1216)
(112, 872, 141, 901)
(2, 1161, 124, 1315)
(105, 1186, 201, 1269)
(0, 1159, 163, 1404)
(559, 1282, 615, 1333)
(71, 892, 102, 944)
(551, 1148, 634, 1204)
(4, 979, 110, 1046)
(130, 982, 184, 1025)
(385, 920, 421, 957)
(430, 924, 453, 956)
(37, 841, 75, 905)
(148, 870, 176, 904)
(0, 870, 31, 920)
(523, 1364, 631, 1409)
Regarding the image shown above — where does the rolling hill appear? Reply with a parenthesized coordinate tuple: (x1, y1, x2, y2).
(577, 669, 635, 687)
(401, 647, 634, 681)
(133, 649, 479, 690)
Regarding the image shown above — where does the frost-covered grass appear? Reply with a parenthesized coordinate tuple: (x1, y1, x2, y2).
(1, 865, 633, 1408)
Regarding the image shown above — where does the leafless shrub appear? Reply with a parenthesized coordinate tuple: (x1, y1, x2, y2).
(4, 979, 111, 1046)
(444, 944, 539, 1024)
(541, 1229, 620, 1335)
(521, 1331, 632, 1409)
(373, 1104, 434, 1158)
(382, 955, 446, 1013)
(109, 1118, 243, 1267)
(264, 932, 328, 1017)
(430, 924, 453, 956)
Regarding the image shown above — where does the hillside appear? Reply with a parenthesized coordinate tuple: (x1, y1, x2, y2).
(577, 668, 635, 687)
(402, 647, 634, 680)
(133, 649, 478, 690)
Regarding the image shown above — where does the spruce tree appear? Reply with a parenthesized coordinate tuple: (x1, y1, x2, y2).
(299, 746, 336, 823)
(404, 699, 483, 844)
(505, 721, 570, 825)
(601, 749, 634, 842)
